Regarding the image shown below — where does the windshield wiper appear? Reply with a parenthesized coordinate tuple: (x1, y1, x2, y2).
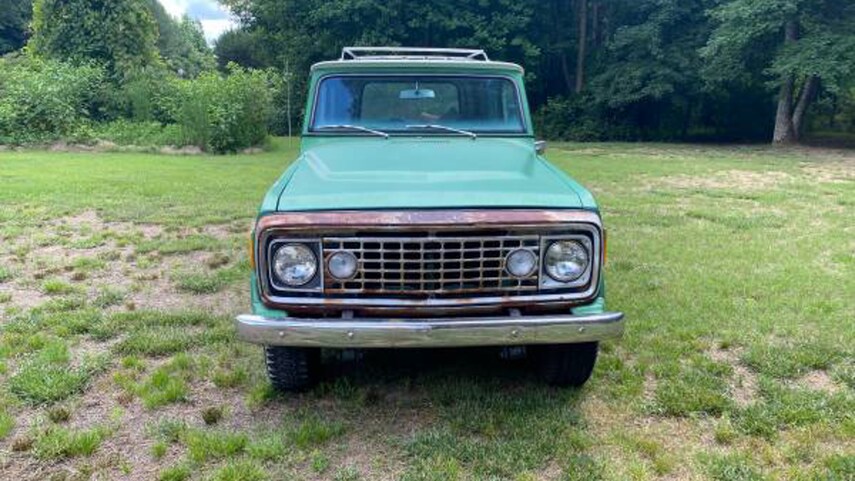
(316, 124, 389, 139)
(405, 124, 477, 139)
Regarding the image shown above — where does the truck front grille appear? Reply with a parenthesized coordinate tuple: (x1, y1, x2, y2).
(322, 235, 539, 297)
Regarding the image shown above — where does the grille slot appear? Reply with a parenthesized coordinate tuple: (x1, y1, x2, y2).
(323, 235, 539, 296)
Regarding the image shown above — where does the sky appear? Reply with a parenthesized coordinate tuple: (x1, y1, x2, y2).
(157, 0, 237, 44)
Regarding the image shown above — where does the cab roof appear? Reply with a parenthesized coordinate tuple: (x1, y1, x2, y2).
(310, 47, 524, 74)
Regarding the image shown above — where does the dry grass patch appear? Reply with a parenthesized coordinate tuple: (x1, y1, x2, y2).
(652, 170, 794, 192)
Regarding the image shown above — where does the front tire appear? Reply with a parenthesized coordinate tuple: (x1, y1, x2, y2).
(532, 342, 599, 387)
(264, 346, 320, 392)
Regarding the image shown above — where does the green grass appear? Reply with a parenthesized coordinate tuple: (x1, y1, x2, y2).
(0, 140, 852, 479)
(32, 425, 109, 460)
(7, 341, 104, 404)
(42, 278, 79, 295)
(0, 409, 14, 440)
(116, 353, 196, 408)
(173, 263, 246, 294)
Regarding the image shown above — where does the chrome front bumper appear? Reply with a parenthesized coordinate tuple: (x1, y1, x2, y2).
(235, 312, 624, 348)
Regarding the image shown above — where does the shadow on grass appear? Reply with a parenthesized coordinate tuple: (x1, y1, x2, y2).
(286, 347, 598, 479)
(326, 346, 537, 386)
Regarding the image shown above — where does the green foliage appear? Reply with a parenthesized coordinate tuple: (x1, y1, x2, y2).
(149, 1, 216, 77)
(93, 120, 183, 147)
(0, 0, 32, 54)
(535, 95, 629, 142)
(30, 0, 159, 79)
(0, 58, 105, 144)
(174, 66, 275, 152)
(214, 29, 272, 71)
(118, 68, 182, 123)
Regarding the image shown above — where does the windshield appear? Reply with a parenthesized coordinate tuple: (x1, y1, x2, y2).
(310, 75, 526, 134)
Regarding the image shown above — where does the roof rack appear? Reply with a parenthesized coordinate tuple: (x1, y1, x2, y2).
(340, 47, 490, 62)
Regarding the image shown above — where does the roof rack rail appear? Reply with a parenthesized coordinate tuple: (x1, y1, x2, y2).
(341, 47, 489, 62)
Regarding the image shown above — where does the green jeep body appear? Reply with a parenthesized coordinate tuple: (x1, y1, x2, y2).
(237, 48, 624, 391)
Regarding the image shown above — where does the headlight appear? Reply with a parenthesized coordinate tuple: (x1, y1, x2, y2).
(272, 243, 317, 286)
(505, 249, 537, 278)
(544, 240, 589, 282)
(328, 251, 358, 280)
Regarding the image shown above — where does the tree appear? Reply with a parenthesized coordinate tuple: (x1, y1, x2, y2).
(214, 29, 271, 71)
(0, 0, 32, 55)
(575, 0, 587, 93)
(702, 0, 855, 144)
(148, 0, 216, 77)
(220, 0, 539, 129)
(30, 0, 159, 79)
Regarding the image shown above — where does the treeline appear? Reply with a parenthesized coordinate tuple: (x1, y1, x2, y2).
(0, 0, 275, 152)
(217, 0, 855, 144)
(3, 0, 855, 146)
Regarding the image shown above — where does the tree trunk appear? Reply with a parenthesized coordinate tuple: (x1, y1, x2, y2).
(575, 0, 588, 93)
(773, 75, 796, 144)
(792, 75, 818, 141)
(555, 0, 574, 93)
(772, 21, 799, 145)
(591, 1, 600, 48)
(560, 54, 574, 93)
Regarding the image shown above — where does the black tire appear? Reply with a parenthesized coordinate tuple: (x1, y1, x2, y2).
(532, 342, 599, 387)
(264, 346, 321, 392)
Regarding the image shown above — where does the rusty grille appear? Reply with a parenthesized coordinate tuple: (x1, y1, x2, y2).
(322, 235, 539, 296)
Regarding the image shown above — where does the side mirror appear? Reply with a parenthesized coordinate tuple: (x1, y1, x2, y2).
(535, 140, 547, 155)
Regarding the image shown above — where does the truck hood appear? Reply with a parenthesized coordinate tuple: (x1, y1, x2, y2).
(275, 137, 595, 212)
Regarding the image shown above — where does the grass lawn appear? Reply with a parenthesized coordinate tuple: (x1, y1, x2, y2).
(0, 138, 853, 480)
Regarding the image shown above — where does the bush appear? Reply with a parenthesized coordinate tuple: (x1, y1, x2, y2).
(0, 58, 105, 144)
(534, 95, 635, 142)
(0, 58, 272, 152)
(176, 65, 275, 153)
(120, 68, 183, 124)
(93, 120, 183, 147)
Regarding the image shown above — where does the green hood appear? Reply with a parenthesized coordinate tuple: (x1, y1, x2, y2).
(273, 137, 596, 212)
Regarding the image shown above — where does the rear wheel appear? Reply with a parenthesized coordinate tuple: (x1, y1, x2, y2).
(264, 346, 321, 392)
(532, 342, 599, 387)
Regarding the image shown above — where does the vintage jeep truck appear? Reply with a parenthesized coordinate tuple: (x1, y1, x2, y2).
(237, 47, 624, 391)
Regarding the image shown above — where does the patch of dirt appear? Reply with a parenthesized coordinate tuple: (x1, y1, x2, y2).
(0, 283, 48, 313)
(653, 170, 793, 192)
(582, 396, 712, 481)
(159, 146, 203, 155)
(708, 347, 757, 408)
(796, 370, 841, 394)
(801, 159, 855, 184)
(201, 224, 239, 240)
(39, 141, 206, 156)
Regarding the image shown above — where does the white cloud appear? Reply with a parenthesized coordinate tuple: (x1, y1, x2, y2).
(157, 0, 236, 44)
(200, 19, 236, 44)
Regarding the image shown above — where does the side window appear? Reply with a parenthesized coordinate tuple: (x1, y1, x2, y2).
(314, 78, 360, 126)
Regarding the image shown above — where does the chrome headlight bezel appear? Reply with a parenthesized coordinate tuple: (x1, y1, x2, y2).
(267, 239, 322, 292)
(539, 234, 595, 289)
